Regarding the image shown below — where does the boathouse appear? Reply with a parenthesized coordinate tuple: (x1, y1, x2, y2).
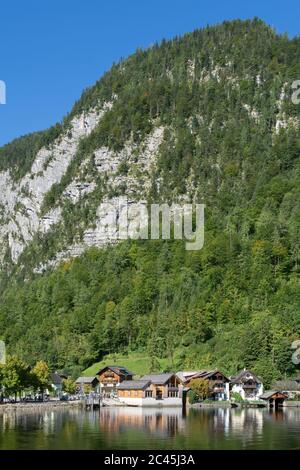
(260, 391, 288, 409)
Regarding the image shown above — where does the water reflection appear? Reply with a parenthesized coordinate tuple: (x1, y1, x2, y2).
(99, 407, 185, 438)
(1, 406, 300, 449)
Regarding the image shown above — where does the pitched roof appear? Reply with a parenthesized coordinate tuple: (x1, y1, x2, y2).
(180, 369, 230, 383)
(230, 369, 262, 384)
(191, 370, 230, 382)
(176, 371, 198, 383)
(260, 390, 288, 400)
(75, 376, 99, 384)
(51, 372, 68, 385)
(118, 380, 150, 390)
(140, 373, 174, 385)
(96, 365, 134, 376)
(51, 372, 63, 385)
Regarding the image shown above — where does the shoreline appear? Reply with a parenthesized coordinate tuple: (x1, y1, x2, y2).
(190, 402, 232, 408)
(0, 400, 83, 413)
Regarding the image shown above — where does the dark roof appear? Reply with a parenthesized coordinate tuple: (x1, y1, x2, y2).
(51, 372, 63, 385)
(118, 380, 150, 390)
(191, 370, 230, 382)
(140, 373, 174, 385)
(230, 369, 261, 384)
(260, 390, 288, 400)
(176, 371, 198, 383)
(75, 376, 99, 384)
(96, 365, 134, 376)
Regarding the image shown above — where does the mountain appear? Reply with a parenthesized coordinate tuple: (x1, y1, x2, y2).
(1, 19, 300, 384)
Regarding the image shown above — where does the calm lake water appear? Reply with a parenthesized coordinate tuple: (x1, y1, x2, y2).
(0, 406, 300, 450)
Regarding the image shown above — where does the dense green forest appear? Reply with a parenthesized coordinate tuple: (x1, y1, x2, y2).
(1, 19, 300, 386)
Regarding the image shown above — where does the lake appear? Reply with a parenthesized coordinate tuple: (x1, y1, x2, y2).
(0, 406, 300, 450)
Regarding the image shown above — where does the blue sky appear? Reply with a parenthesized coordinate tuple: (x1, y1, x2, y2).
(0, 0, 300, 146)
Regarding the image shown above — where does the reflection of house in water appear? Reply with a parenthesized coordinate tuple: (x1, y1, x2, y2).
(99, 407, 186, 438)
(190, 407, 264, 439)
(226, 409, 264, 438)
(278, 408, 300, 423)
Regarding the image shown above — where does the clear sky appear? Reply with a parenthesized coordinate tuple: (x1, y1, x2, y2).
(0, 0, 300, 146)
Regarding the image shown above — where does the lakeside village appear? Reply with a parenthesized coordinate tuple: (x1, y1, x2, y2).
(1, 360, 300, 410)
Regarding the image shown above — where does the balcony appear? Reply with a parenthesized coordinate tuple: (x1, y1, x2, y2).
(243, 384, 257, 389)
(213, 386, 225, 393)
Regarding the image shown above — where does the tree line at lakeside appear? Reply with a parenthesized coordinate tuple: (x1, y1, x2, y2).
(0, 356, 76, 400)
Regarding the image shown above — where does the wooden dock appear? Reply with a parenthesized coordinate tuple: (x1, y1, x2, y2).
(84, 396, 102, 410)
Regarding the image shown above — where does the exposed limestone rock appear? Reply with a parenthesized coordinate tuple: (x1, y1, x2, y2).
(1, 110, 164, 272)
(0, 103, 112, 263)
(63, 181, 97, 204)
(32, 127, 165, 272)
(40, 207, 62, 233)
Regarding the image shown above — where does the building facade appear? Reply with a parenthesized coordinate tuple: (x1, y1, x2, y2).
(50, 372, 67, 397)
(230, 369, 264, 401)
(260, 390, 287, 408)
(75, 376, 99, 393)
(97, 366, 133, 397)
(118, 373, 183, 406)
(177, 370, 230, 401)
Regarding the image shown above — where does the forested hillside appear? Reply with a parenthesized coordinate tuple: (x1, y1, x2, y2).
(1, 19, 300, 386)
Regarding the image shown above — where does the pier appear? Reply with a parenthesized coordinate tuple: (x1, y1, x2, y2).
(84, 396, 102, 410)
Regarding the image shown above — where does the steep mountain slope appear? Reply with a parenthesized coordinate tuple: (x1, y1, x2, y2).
(1, 19, 300, 384)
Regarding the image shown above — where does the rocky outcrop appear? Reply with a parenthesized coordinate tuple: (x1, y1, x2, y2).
(0, 95, 164, 272)
(0, 103, 112, 263)
(33, 126, 165, 273)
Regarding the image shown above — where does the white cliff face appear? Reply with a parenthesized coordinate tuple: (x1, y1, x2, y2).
(0, 103, 113, 264)
(33, 126, 165, 273)
(0, 105, 165, 272)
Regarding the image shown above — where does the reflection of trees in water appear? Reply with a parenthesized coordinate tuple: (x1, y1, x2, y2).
(0, 408, 99, 449)
(0, 410, 61, 433)
(2, 407, 300, 449)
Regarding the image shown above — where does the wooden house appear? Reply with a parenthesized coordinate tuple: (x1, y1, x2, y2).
(97, 365, 134, 396)
(51, 372, 67, 396)
(118, 373, 183, 406)
(177, 369, 230, 401)
(75, 377, 99, 393)
(75, 376, 99, 393)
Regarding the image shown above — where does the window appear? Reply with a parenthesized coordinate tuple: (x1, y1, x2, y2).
(168, 391, 178, 398)
(145, 390, 152, 398)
